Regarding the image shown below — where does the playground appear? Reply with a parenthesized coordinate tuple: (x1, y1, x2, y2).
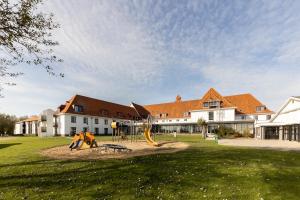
(42, 140, 188, 160)
(41, 115, 190, 160)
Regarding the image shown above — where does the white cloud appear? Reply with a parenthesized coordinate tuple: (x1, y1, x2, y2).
(1, 0, 300, 116)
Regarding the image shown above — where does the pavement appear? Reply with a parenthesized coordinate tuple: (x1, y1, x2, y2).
(218, 138, 300, 151)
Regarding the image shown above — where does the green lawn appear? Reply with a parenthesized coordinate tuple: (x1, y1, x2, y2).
(0, 135, 300, 200)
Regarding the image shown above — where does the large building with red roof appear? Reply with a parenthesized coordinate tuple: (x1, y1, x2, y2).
(15, 88, 273, 137)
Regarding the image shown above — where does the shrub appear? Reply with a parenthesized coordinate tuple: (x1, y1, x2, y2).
(215, 125, 239, 138)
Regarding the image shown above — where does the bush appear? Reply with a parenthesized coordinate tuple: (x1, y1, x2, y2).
(215, 125, 239, 138)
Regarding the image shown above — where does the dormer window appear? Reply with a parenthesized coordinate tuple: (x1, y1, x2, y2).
(160, 113, 168, 118)
(73, 105, 83, 112)
(183, 112, 191, 117)
(256, 106, 266, 112)
(101, 109, 109, 116)
(117, 112, 124, 118)
(203, 102, 209, 108)
(203, 100, 221, 108)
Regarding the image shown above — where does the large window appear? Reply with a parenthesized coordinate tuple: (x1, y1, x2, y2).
(209, 112, 214, 120)
(83, 117, 88, 124)
(104, 119, 108, 125)
(95, 118, 99, 124)
(71, 116, 76, 123)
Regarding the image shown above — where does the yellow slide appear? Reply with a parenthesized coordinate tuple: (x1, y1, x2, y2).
(144, 128, 159, 146)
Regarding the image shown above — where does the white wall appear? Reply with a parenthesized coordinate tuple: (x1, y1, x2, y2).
(270, 99, 300, 124)
(14, 123, 21, 134)
(39, 109, 55, 137)
(58, 114, 133, 136)
(191, 108, 235, 122)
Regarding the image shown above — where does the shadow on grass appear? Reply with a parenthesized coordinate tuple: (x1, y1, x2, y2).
(0, 144, 300, 199)
(0, 143, 21, 150)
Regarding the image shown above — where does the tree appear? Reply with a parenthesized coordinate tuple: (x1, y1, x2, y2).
(0, 0, 62, 96)
(0, 113, 18, 135)
(197, 118, 207, 139)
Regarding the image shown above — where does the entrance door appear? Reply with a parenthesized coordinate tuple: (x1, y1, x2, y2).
(265, 127, 279, 139)
(104, 128, 108, 135)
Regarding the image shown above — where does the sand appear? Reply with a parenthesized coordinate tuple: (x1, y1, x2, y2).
(41, 140, 189, 160)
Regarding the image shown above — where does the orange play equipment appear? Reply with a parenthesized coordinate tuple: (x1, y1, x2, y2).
(69, 131, 98, 150)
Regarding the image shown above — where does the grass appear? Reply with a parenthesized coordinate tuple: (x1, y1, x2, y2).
(0, 135, 300, 200)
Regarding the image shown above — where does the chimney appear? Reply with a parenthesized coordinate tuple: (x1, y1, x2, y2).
(176, 95, 182, 102)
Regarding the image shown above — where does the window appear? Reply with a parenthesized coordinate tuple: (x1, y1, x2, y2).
(256, 106, 266, 112)
(254, 115, 258, 120)
(209, 112, 214, 120)
(70, 127, 76, 135)
(71, 116, 76, 123)
(104, 128, 108, 135)
(203, 100, 221, 108)
(74, 105, 83, 112)
(184, 119, 188, 121)
(176, 119, 180, 122)
(101, 109, 109, 116)
(83, 117, 88, 124)
(241, 115, 246, 120)
(95, 118, 99, 124)
(169, 120, 172, 122)
(95, 127, 99, 135)
(117, 112, 124, 118)
(41, 127, 47, 132)
(41, 115, 47, 121)
(183, 112, 191, 117)
(104, 119, 108, 125)
(266, 115, 271, 120)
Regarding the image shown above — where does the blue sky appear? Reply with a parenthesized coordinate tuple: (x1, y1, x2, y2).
(1, 0, 300, 116)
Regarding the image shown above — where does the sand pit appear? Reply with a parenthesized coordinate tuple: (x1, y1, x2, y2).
(41, 141, 189, 160)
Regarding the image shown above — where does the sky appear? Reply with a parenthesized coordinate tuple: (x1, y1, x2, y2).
(1, 0, 300, 116)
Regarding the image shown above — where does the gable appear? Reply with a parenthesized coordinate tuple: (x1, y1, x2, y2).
(271, 97, 300, 123)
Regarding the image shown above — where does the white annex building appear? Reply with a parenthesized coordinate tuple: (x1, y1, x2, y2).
(255, 96, 300, 142)
(15, 95, 142, 137)
(15, 88, 274, 137)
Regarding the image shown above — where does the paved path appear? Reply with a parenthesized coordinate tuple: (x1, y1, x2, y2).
(218, 138, 300, 151)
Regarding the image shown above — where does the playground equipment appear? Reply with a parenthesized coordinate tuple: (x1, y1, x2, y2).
(111, 121, 139, 142)
(69, 131, 98, 151)
(143, 115, 159, 146)
(110, 116, 158, 146)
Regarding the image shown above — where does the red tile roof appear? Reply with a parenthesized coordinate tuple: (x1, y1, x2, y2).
(225, 93, 273, 115)
(144, 88, 273, 118)
(22, 115, 40, 122)
(59, 95, 139, 120)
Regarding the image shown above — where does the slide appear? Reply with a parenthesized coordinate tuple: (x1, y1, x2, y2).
(144, 128, 159, 146)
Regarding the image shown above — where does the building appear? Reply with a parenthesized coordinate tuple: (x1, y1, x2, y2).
(144, 88, 273, 135)
(255, 96, 300, 142)
(15, 95, 143, 137)
(15, 88, 273, 137)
